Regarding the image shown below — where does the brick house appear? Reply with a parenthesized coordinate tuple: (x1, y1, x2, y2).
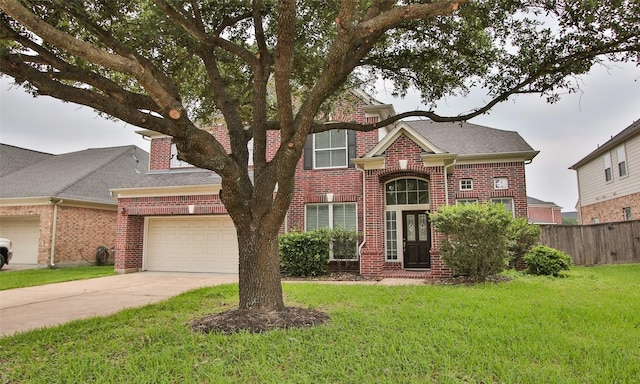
(570, 119, 640, 224)
(111, 91, 538, 277)
(527, 196, 562, 225)
(0, 144, 148, 267)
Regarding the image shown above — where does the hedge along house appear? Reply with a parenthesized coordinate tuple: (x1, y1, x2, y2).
(111, 91, 538, 277)
(0, 144, 148, 267)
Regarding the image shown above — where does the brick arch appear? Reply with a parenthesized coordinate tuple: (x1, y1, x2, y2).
(378, 170, 431, 184)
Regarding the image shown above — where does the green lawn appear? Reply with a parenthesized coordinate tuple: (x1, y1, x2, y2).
(0, 266, 117, 290)
(1, 265, 639, 383)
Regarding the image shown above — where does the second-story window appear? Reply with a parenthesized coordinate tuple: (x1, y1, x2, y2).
(603, 153, 612, 182)
(617, 145, 627, 177)
(314, 129, 347, 168)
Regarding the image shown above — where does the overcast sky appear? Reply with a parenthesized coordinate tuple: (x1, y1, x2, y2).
(1, 62, 638, 212)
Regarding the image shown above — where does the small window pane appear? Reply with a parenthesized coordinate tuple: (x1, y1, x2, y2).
(331, 130, 346, 147)
(315, 132, 330, 149)
(316, 152, 330, 168)
(408, 191, 418, 204)
(331, 150, 347, 166)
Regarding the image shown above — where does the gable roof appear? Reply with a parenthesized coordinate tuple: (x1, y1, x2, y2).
(0, 143, 53, 177)
(0, 145, 149, 205)
(527, 196, 561, 208)
(570, 118, 640, 170)
(405, 120, 537, 155)
(361, 120, 538, 162)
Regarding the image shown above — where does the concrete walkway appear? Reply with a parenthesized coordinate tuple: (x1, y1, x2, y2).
(0, 272, 238, 337)
(0, 272, 423, 337)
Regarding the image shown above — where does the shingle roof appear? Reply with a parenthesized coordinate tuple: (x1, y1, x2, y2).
(404, 120, 536, 155)
(123, 169, 222, 188)
(0, 145, 149, 204)
(0, 144, 53, 177)
(527, 196, 559, 206)
(570, 118, 640, 169)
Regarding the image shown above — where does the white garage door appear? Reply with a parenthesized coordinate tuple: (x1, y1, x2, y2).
(0, 216, 40, 264)
(145, 216, 238, 273)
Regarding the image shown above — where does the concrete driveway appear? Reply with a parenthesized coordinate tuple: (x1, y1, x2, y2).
(0, 272, 238, 337)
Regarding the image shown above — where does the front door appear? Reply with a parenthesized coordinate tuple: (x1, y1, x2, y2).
(403, 211, 431, 269)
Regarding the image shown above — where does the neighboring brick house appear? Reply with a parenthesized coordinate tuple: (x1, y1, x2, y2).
(112, 91, 538, 278)
(570, 119, 640, 224)
(0, 144, 148, 266)
(527, 196, 562, 224)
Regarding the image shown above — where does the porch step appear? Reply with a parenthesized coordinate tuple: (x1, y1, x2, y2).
(381, 270, 432, 279)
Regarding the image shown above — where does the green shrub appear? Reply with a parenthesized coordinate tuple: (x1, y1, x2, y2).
(507, 218, 541, 269)
(279, 229, 331, 277)
(430, 202, 513, 282)
(524, 245, 572, 276)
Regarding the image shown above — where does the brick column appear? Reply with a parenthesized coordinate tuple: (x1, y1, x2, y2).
(114, 211, 144, 273)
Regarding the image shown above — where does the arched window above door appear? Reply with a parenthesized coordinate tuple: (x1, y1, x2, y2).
(385, 178, 429, 205)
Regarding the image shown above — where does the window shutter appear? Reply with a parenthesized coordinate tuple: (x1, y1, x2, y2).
(347, 130, 356, 168)
(303, 135, 313, 170)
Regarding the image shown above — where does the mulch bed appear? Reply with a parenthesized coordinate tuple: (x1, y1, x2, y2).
(189, 307, 330, 335)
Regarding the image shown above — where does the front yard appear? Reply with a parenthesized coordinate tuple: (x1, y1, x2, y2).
(1, 265, 639, 383)
(0, 266, 116, 290)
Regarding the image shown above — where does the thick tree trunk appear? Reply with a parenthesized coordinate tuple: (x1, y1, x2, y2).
(236, 222, 284, 311)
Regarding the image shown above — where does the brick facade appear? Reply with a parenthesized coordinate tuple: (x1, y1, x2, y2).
(528, 205, 562, 224)
(579, 191, 640, 223)
(115, 95, 533, 278)
(0, 203, 116, 265)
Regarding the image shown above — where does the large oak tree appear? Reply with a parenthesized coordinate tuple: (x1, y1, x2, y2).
(1, 0, 638, 316)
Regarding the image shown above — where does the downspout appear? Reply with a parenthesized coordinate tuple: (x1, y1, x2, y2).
(50, 199, 63, 267)
(356, 164, 367, 276)
(443, 158, 457, 206)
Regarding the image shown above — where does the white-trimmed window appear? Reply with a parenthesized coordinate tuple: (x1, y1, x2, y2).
(457, 198, 478, 205)
(385, 211, 398, 261)
(314, 130, 348, 168)
(170, 144, 192, 168)
(617, 146, 627, 177)
(306, 203, 358, 260)
(623, 207, 632, 221)
(459, 179, 473, 191)
(493, 177, 508, 190)
(490, 197, 514, 217)
(385, 178, 430, 205)
(603, 153, 612, 182)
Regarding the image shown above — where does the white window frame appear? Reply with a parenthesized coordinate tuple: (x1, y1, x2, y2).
(617, 146, 627, 178)
(384, 178, 431, 262)
(493, 177, 509, 190)
(623, 207, 632, 221)
(603, 153, 612, 182)
(305, 203, 358, 261)
(456, 198, 479, 205)
(170, 144, 192, 168)
(313, 130, 348, 169)
(490, 197, 515, 217)
(459, 179, 473, 191)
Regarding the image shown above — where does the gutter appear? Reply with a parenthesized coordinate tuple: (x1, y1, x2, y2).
(355, 164, 367, 276)
(443, 158, 457, 206)
(50, 198, 63, 267)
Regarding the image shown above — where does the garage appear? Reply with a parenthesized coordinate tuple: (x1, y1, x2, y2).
(144, 216, 239, 273)
(0, 216, 40, 264)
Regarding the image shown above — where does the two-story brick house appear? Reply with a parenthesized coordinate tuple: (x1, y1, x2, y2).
(111, 91, 538, 277)
(570, 119, 640, 224)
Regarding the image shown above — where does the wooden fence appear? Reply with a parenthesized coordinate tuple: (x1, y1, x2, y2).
(539, 220, 640, 265)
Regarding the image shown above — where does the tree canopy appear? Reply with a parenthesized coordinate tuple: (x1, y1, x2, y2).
(1, 0, 638, 316)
